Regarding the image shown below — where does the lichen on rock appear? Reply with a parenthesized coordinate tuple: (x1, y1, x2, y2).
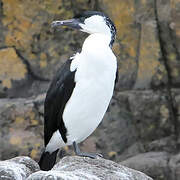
(0, 48, 27, 88)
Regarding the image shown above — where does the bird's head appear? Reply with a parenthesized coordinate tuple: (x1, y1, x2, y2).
(51, 11, 116, 47)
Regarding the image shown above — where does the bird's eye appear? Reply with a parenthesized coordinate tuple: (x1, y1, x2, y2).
(79, 17, 86, 23)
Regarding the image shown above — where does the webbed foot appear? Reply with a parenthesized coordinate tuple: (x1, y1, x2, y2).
(73, 141, 103, 159)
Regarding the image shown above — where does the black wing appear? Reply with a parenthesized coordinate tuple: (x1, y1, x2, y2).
(44, 59, 76, 146)
(115, 68, 118, 84)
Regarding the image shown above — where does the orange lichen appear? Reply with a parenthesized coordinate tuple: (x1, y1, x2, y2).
(31, 119, 38, 126)
(35, 143, 41, 148)
(63, 146, 69, 152)
(30, 149, 38, 159)
(118, 59, 137, 75)
(135, 23, 162, 83)
(40, 53, 47, 60)
(2, 79, 11, 88)
(29, 53, 37, 60)
(0, 48, 27, 88)
(26, 111, 39, 125)
(170, 0, 180, 9)
(27, 111, 35, 120)
(103, 0, 137, 56)
(108, 151, 117, 158)
(40, 53, 47, 68)
(2, 0, 64, 50)
(15, 117, 24, 124)
(142, 0, 147, 5)
(40, 60, 47, 68)
(112, 42, 120, 55)
(175, 28, 180, 37)
(10, 136, 22, 145)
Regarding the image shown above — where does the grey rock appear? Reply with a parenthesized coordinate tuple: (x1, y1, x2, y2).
(0, 97, 44, 161)
(121, 152, 170, 180)
(27, 156, 153, 180)
(94, 90, 176, 161)
(0, 156, 39, 180)
(169, 153, 180, 180)
(156, 0, 180, 85)
(147, 136, 177, 152)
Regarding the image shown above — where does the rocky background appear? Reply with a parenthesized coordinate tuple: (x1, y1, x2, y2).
(0, 0, 180, 180)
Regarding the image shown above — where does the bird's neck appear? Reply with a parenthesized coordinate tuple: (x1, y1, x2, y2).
(82, 33, 112, 52)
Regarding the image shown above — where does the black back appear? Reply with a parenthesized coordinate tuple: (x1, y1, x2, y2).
(44, 59, 76, 146)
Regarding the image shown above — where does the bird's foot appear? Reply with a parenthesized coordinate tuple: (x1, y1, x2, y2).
(73, 141, 103, 159)
(76, 152, 103, 159)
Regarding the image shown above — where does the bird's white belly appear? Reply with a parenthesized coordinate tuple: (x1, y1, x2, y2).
(63, 43, 117, 145)
(63, 75, 115, 144)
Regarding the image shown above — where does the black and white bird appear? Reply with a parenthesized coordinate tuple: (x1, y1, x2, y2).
(39, 11, 118, 171)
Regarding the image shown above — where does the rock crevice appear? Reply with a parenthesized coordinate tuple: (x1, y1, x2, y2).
(154, 0, 179, 145)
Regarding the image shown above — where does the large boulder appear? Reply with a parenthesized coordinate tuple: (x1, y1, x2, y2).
(121, 151, 180, 180)
(0, 0, 94, 98)
(0, 95, 44, 161)
(121, 152, 170, 180)
(27, 156, 153, 180)
(0, 156, 39, 180)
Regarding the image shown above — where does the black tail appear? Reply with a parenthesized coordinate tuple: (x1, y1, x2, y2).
(38, 149, 59, 171)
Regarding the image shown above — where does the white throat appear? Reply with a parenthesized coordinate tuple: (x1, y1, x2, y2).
(82, 33, 112, 52)
(70, 33, 115, 73)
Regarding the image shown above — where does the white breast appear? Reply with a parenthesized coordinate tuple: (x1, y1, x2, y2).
(63, 34, 117, 145)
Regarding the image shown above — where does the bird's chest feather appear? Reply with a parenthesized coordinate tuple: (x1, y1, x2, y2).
(76, 46, 116, 82)
(74, 53, 116, 103)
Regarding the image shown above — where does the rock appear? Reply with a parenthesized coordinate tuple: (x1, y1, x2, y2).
(0, 48, 27, 88)
(0, 0, 96, 98)
(100, 0, 168, 89)
(172, 89, 180, 144)
(121, 152, 180, 180)
(93, 90, 177, 162)
(0, 47, 27, 97)
(0, 96, 44, 161)
(147, 136, 177, 153)
(1, 89, 180, 172)
(156, 0, 180, 86)
(0, 156, 39, 180)
(169, 153, 180, 180)
(27, 156, 153, 180)
(121, 152, 170, 180)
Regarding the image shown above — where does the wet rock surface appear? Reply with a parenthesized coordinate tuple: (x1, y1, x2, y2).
(0, 0, 180, 180)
